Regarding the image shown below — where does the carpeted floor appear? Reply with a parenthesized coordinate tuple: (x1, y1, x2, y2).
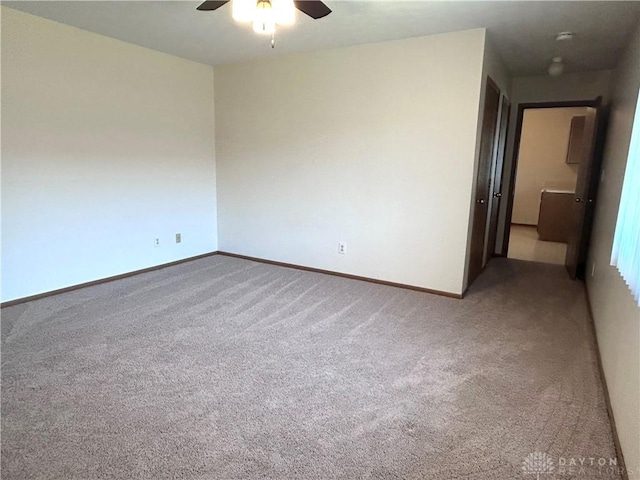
(1, 255, 620, 479)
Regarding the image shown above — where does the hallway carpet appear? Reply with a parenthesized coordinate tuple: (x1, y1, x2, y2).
(1, 256, 620, 479)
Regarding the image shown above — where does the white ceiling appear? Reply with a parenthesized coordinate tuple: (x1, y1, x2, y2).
(5, 1, 640, 76)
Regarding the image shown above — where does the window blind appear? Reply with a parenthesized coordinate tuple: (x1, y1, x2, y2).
(611, 88, 640, 306)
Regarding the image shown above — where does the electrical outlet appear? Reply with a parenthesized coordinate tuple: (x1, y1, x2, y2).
(154, 238, 160, 247)
(338, 242, 347, 255)
(176, 233, 181, 244)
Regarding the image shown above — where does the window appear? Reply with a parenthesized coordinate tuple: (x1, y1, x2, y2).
(611, 88, 640, 306)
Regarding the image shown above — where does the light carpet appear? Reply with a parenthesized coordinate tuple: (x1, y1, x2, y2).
(1, 255, 620, 479)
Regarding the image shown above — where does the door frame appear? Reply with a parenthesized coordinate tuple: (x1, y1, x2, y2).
(467, 75, 502, 287)
(499, 99, 600, 257)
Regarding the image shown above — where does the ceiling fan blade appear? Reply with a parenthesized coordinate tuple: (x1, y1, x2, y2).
(196, 1, 230, 11)
(294, 1, 331, 19)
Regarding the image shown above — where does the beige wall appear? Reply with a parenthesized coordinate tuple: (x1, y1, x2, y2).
(1, 7, 218, 302)
(587, 23, 640, 478)
(496, 71, 612, 252)
(511, 107, 586, 225)
(215, 29, 487, 295)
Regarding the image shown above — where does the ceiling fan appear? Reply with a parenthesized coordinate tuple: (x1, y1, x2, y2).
(197, 0, 331, 20)
(197, 0, 331, 44)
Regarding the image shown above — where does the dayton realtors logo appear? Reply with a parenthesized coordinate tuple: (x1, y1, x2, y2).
(522, 452, 554, 479)
(522, 452, 626, 478)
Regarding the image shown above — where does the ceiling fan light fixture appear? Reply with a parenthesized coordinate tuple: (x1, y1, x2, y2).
(252, 0, 276, 34)
(233, 0, 295, 28)
(197, 0, 329, 45)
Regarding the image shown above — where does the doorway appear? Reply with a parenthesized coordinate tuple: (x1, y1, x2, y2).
(507, 106, 589, 264)
(501, 99, 603, 278)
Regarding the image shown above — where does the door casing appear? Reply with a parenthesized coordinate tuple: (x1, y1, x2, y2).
(499, 99, 602, 267)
